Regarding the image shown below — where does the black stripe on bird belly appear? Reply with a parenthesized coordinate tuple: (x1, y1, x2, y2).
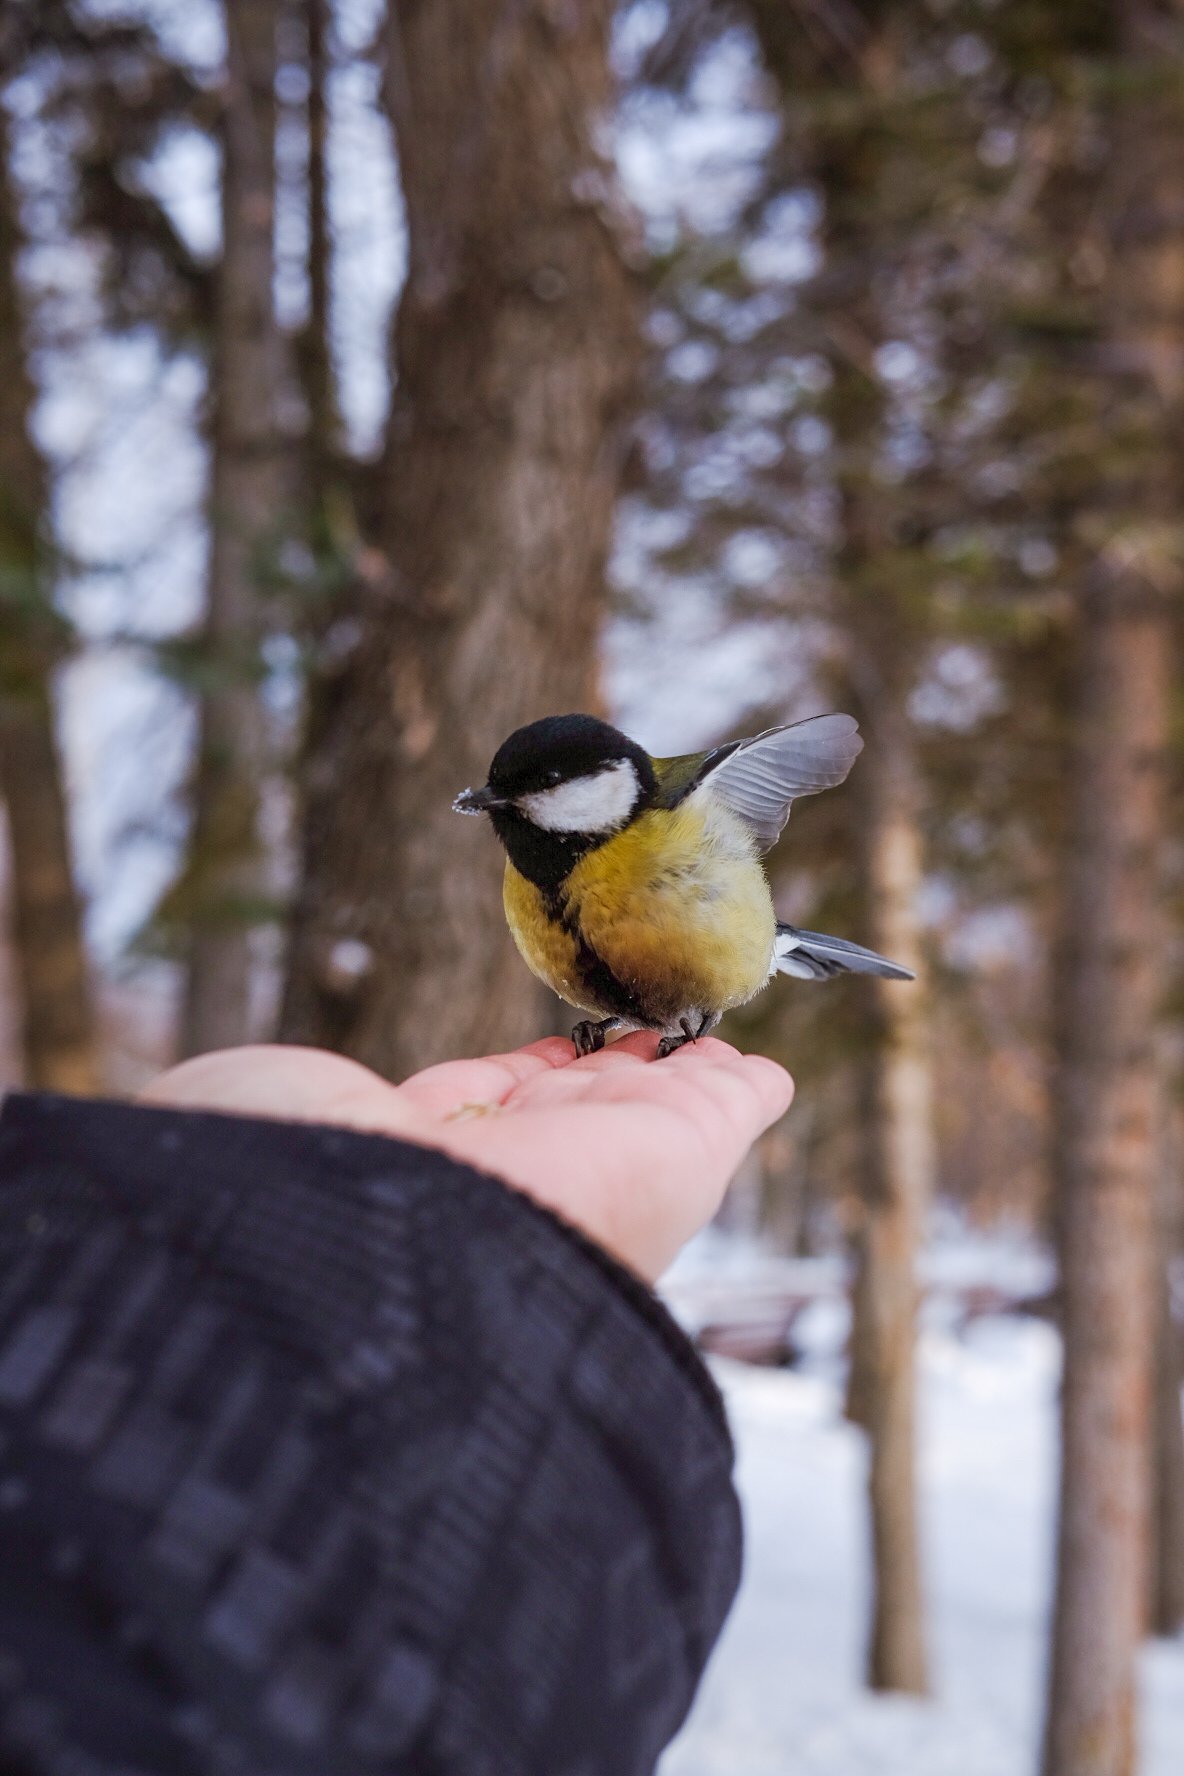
(543, 893, 655, 1027)
(570, 928, 656, 1026)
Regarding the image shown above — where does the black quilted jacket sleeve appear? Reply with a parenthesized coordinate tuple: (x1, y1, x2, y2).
(0, 1091, 741, 1776)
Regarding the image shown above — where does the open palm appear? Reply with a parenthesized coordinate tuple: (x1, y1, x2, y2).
(141, 1034, 793, 1280)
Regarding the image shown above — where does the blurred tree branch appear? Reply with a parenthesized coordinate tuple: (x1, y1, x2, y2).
(0, 102, 98, 1094)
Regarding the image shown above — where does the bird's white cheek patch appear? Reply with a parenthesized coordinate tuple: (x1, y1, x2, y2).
(518, 759, 639, 833)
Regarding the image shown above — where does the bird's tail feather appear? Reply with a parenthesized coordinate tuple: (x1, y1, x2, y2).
(774, 923, 915, 982)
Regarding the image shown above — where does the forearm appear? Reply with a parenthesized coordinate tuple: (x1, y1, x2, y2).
(0, 1091, 741, 1774)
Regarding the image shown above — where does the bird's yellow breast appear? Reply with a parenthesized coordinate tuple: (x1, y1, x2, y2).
(502, 796, 776, 1025)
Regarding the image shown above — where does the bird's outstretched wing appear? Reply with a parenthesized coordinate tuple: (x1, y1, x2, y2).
(654, 713, 863, 851)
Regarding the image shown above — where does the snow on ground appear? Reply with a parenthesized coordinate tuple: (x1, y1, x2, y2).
(661, 1312, 1184, 1776)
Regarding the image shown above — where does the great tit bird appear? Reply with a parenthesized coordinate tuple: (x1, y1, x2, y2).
(453, 712, 913, 1058)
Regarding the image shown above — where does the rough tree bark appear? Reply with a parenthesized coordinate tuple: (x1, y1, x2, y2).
(1150, 990, 1184, 1636)
(848, 665, 934, 1695)
(293, 0, 351, 609)
(280, 0, 638, 1079)
(0, 106, 98, 1094)
(828, 351, 934, 1709)
(179, 0, 286, 1057)
(1041, 11, 1182, 1772)
(300, 0, 334, 481)
(842, 474, 935, 1695)
(1041, 569, 1170, 1776)
(1151, 1187, 1184, 1636)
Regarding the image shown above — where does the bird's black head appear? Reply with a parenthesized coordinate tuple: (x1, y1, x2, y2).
(453, 714, 656, 891)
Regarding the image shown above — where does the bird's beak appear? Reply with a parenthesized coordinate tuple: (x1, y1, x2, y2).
(452, 784, 507, 816)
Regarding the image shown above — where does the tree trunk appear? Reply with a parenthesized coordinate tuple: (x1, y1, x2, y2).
(1151, 1244, 1184, 1637)
(1041, 11, 1181, 1769)
(178, 0, 285, 1057)
(0, 106, 98, 1095)
(280, 0, 638, 1079)
(1150, 1052, 1184, 1637)
(292, 0, 353, 633)
(849, 682, 934, 1695)
(1041, 569, 1169, 1776)
(300, 0, 335, 481)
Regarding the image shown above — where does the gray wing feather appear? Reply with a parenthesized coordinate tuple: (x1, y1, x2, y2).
(700, 713, 863, 850)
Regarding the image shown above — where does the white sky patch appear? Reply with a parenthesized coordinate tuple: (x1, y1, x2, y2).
(615, 30, 779, 247)
(945, 904, 1037, 970)
(613, 0, 670, 74)
(721, 528, 785, 588)
(605, 602, 816, 759)
(731, 424, 784, 470)
(876, 340, 924, 387)
(46, 332, 206, 956)
(327, 52, 405, 452)
(667, 338, 720, 384)
(741, 191, 822, 287)
(49, 342, 208, 640)
(791, 415, 833, 459)
(140, 125, 221, 261)
(131, 0, 223, 73)
(59, 653, 195, 959)
(911, 643, 1005, 731)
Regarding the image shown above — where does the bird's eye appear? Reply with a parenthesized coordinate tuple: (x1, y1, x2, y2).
(544, 770, 562, 786)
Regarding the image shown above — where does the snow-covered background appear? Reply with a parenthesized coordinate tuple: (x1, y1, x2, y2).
(660, 1237, 1184, 1775)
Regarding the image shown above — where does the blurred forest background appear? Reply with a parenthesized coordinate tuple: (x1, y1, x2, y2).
(1, 0, 1183, 1772)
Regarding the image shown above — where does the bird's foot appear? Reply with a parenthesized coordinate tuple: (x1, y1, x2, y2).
(656, 1012, 717, 1059)
(571, 1016, 626, 1058)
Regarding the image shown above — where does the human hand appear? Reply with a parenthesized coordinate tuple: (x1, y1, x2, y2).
(139, 1034, 793, 1281)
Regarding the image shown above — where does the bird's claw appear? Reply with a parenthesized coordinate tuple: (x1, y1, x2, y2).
(656, 1013, 715, 1059)
(571, 1019, 607, 1058)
